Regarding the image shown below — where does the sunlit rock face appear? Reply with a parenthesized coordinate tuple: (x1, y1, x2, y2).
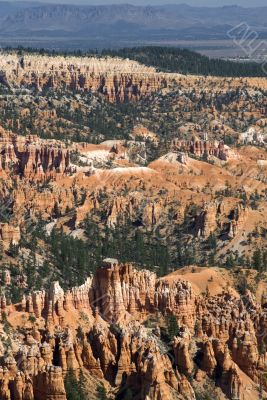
(0, 54, 168, 102)
(0, 260, 266, 399)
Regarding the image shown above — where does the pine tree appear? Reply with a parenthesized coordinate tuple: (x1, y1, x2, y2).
(64, 369, 79, 400)
(78, 370, 87, 400)
(53, 201, 61, 218)
(166, 314, 179, 340)
(226, 254, 235, 269)
(252, 248, 262, 271)
(0, 241, 3, 260)
(64, 369, 88, 400)
(207, 233, 217, 250)
(96, 385, 108, 400)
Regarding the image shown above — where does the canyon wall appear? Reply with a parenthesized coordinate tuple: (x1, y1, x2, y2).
(0, 259, 266, 399)
(0, 54, 168, 102)
(0, 127, 70, 177)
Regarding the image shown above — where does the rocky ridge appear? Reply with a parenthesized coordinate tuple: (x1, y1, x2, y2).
(0, 54, 167, 102)
(0, 259, 266, 399)
(0, 52, 267, 400)
(0, 126, 70, 177)
(0, 123, 266, 266)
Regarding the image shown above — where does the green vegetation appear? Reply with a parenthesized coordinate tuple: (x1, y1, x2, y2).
(85, 217, 170, 277)
(4, 46, 265, 77)
(1, 311, 11, 334)
(96, 385, 109, 400)
(223, 246, 267, 274)
(46, 216, 170, 288)
(103, 46, 266, 77)
(48, 229, 92, 288)
(64, 369, 87, 400)
(160, 314, 180, 344)
(164, 314, 180, 342)
(195, 393, 215, 400)
(0, 46, 265, 149)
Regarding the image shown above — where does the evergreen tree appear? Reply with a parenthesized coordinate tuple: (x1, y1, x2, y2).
(64, 369, 87, 400)
(64, 369, 79, 400)
(103, 46, 266, 78)
(207, 233, 217, 250)
(165, 314, 179, 340)
(96, 385, 108, 400)
(252, 248, 262, 271)
(0, 241, 3, 260)
(225, 254, 235, 269)
(78, 370, 87, 400)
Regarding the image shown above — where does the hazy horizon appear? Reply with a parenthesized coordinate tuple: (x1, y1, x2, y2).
(3, 0, 267, 7)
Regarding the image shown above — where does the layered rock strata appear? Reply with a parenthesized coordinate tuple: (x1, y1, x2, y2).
(0, 54, 168, 102)
(0, 260, 266, 399)
(0, 128, 70, 177)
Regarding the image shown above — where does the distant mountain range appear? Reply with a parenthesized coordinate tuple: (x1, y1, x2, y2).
(0, 2, 267, 49)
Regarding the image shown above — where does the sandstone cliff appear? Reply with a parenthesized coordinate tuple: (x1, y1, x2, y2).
(0, 54, 168, 102)
(0, 260, 266, 399)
